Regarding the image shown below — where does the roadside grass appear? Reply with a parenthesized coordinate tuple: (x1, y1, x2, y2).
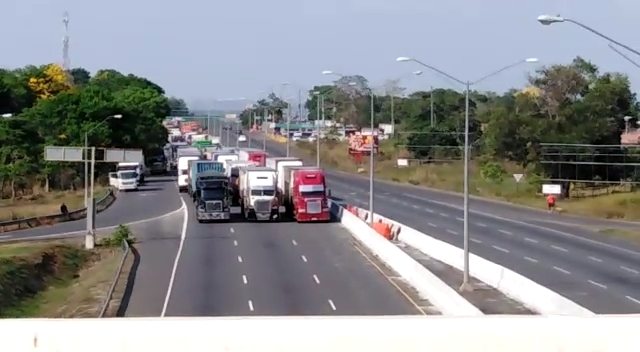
(0, 186, 108, 222)
(0, 230, 134, 318)
(292, 140, 640, 221)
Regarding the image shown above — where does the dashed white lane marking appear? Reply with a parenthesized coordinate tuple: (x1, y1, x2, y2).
(412, 205, 420, 209)
(428, 223, 437, 228)
(626, 296, 640, 305)
(476, 223, 487, 227)
(470, 238, 482, 243)
(524, 256, 538, 263)
(455, 217, 464, 221)
(524, 238, 538, 243)
(248, 300, 254, 311)
(551, 245, 568, 252)
(446, 230, 458, 235)
(230, 227, 235, 233)
(237, 256, 243, 263)
(588, 280, 607, 289)
(589, 256, 603, 262)
(233, 240, 238, 246)
(492, 245, 509, 253)
(313, 274, 320, 284)
(621, 266, 639, 274)
(498, 229, 512, 235)
(301, 255, 307, 262)
(425, 208, 434, 213)
(553, 266, 570, 274)
(439, 213, 449, 217)
(242, 275, 248, 284)
(292, 239, 298, 246)
(328, 299, 336, 310)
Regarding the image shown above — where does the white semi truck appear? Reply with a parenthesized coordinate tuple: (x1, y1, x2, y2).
(238, 166, 279, 221)
(265, 156, 302, 217)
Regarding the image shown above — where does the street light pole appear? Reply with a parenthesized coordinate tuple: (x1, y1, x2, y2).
(396, 56, 538, 290)
(537, 15, 640, 58)
(314, 92, 321, 167)
(286, 100, 291, 157)
(368, 90, 375, 226)
(83, 114, 122, 207)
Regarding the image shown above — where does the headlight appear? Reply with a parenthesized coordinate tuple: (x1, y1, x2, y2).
(197, 205, 205, 212)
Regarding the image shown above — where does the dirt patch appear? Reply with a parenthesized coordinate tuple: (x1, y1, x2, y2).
(0, 238, 133, 318)
(291, 140, 640, 221)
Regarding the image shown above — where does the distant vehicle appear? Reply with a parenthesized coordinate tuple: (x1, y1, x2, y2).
(238, 135, 247, 142)
(237, 130, 243, 135)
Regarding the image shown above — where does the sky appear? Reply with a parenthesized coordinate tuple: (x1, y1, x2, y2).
(3, 0, 640, 111)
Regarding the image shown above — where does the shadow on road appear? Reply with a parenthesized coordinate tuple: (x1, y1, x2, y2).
(116, 246, 140, 317)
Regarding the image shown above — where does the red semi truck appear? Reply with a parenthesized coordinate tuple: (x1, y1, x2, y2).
(239, 148, 267, 166)
(282, 166, 330, 222)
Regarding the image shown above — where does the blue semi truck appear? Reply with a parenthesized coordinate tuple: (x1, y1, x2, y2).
(187, 161, 231, 222)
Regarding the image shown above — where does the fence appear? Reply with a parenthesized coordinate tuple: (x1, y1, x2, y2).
(0, 188, 117, 233)
(99, 239, 132, 317)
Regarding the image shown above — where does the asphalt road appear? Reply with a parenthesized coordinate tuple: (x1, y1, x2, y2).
(242, 132, 640, 314)
(1, 176, 183, 241)
(162, 193, 421, 316)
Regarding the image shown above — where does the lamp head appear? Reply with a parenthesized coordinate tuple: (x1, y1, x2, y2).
(112, 114, 123, 119)
(525, 58, 539, 63)
(413, 70, 423, 75)
(396, 57, 412, 62)
(321, 70, 333, 75)
(537, 15, 565, 25)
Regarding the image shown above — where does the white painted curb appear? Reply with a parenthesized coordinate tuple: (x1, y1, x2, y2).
(352, 206, 595, 317)
(329, 201, 483, 316)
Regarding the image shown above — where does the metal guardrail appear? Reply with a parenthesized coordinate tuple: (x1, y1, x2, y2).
(0, 189, 117, 233)
(98, 239, 131, 317)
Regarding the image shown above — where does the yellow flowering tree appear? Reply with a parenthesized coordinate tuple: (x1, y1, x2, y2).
(27, 64, 73, 100)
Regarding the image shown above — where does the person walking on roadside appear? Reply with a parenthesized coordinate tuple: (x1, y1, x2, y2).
(546, 194, 556, 213)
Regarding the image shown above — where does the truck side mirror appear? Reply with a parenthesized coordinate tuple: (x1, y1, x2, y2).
(326, 189, 331, 197)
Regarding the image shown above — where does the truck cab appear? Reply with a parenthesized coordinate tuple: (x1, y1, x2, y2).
(194, 172, 231, 222)
(283, 166, 331, 222)
(116, 162, 145, 184)
(109, 171, 139, 191)
(239, 166, 279, 221)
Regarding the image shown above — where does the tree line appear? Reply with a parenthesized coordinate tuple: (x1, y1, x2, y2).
(0, 64, 179, 199)
(239, 56, 640, 187)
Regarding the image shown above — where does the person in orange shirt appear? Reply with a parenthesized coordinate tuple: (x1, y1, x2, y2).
(546, 194, 556, 213)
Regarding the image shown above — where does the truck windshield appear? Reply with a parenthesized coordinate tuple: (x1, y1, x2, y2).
(120, 172, 137, 180)
(300, 190, 325, 198)
(251, 189, 275, 196)
(201, 189, 226, 200)
(117, 165, 138, 172)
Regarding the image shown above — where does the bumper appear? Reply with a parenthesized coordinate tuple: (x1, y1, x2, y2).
(197, 212, 230, 220)
(118, 185, 138, 191)
(296, 211, 331, 222)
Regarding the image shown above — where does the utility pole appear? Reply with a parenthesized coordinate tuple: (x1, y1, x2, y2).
(430, 86, 435, 126)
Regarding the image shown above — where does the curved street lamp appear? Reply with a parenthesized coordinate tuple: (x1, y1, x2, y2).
(396, 56, 539, 291)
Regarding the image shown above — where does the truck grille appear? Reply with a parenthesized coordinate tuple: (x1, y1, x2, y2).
(254, 200, 271, 213)
(206, 201, 222, 212)
(306, 200, 322, 214)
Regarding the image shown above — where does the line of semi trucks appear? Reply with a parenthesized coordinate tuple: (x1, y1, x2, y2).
(174, 144, 332, 223)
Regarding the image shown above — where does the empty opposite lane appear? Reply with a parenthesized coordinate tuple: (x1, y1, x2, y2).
(245, 132, 640, 313)
(4, 175, 182, 240)
(163, 194, 420, 316)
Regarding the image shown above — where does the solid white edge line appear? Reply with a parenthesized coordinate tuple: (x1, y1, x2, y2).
(160, 196, 188, 317)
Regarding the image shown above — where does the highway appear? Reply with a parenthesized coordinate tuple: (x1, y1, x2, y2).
(162, 193, 422, 316)
(245, 132, 640, 314)
(0, 176, 183, 241)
